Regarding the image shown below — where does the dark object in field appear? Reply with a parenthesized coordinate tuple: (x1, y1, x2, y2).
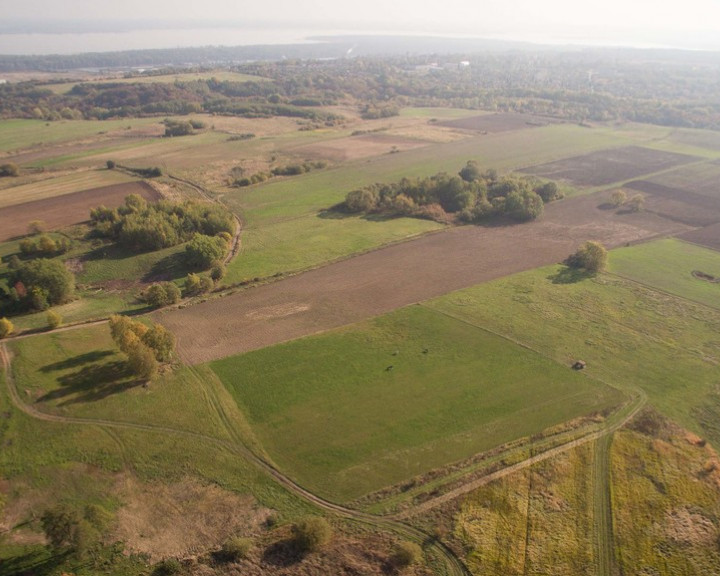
(385, 365, 394, 372)
(572, 360, 586, 370)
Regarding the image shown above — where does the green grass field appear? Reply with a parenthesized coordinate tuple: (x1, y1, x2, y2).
(227, 213, 444, 282)
(424, 263, 720, 442)
(0, 118, 161, 153)
(210, 305, 623, 502)
(608, 238, 720, 309)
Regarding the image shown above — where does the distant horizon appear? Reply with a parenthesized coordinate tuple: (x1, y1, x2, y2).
(1, 21, 720, 56)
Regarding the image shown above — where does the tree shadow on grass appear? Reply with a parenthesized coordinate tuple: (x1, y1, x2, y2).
(37, 357, 140, 407)
(0, 547, 70, 576)
(316, 207, 399, 222)
(82, 242, 140, 263)
(548, 266, 596, 284)
(40, 350, 114, 372)
(142, 252, 189, 284)
(262, 539, 305, 567)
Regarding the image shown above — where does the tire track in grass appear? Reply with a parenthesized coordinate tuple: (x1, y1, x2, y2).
(0, 343, 469, 576)
(593, 433, 617, 576)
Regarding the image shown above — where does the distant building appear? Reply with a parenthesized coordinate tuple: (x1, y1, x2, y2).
(0, 79, 7, 84)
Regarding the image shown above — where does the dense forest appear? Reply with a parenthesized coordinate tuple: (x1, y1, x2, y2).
(2, 46, 720, 129)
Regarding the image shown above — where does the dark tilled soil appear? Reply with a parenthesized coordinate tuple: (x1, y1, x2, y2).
(438, 113, 561, 133)
(520, 146, 700, 187)
(0, 181, 160, 241)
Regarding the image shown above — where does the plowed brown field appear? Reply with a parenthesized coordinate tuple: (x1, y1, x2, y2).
(520, 146, 699, 186)
(439, 113, 561, 132)
(0, 181, 160, 241)
(157, 191, 691, 365)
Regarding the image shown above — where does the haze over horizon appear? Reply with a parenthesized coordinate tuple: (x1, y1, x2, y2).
(1, 0, 719, 54)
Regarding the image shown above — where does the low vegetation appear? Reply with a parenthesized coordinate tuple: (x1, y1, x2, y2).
(292, 516, 333, 553)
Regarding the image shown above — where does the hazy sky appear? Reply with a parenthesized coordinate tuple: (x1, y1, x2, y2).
(2, 0, 720, 50)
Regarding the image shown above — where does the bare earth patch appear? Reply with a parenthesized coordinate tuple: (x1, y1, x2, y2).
(438, 112, 562, 133)
(158, 191, 691, 365)
(520, 146, 700, 187)
(664, 508, 717, 546)
(288, 133, 431, 162)
(0, 181, 160, 241)
(112, 476, 271, 562)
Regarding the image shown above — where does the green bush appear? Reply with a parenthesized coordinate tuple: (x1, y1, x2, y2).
(391, 541, 423, 568)
(46, 310, 62, 330)
(221, 536, 252, 561)
(0, 317, 13, 338)
(0, 163, 19, 177)
(152, 558, 182, 576)
(292, 516, 332, 553)
(143, 282, 181, 308)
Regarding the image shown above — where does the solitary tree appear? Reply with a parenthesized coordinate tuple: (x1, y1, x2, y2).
(610, 189, 627, 207)
(391, 541, 423, 569)
(566, 241, 608, 274)
(627, 193, 645, 212)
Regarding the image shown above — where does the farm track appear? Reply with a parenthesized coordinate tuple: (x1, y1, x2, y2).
(391, 388, 646, 521)
(0, 342, 468, 576)
(593, 434, 617, 576)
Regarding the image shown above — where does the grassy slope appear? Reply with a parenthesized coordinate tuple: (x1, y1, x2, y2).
(210, 305, 623, 502)
(608, 238, 720, 309)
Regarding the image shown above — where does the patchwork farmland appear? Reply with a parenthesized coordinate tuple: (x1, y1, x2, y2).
(3, 48, 720, 576)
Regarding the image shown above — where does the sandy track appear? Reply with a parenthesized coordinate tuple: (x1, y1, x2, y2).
(158, 191, 691, 365)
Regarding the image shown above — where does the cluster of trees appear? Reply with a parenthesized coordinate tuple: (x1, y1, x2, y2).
(343, 161, 559, 223)
(90, 194, 234, 254)
(232, 160, 327, 187)
(1, 257, 75, 314)
(18, 234, 71, 257)
(163, 117, 206, 137)
(609, 189, 645, 212)
(109, 314, 175, 380)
